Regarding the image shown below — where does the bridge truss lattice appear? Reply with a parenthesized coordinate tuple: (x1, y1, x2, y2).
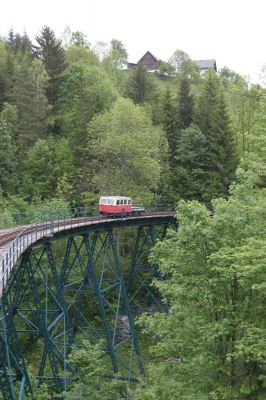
(0, 215, 175, 399)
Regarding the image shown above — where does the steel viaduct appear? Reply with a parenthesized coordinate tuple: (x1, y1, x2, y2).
(0, 211, 175, 399)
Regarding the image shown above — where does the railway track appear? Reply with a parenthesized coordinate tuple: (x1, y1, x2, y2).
(0, 212, 174, 247)
(0, 227, 26, 248)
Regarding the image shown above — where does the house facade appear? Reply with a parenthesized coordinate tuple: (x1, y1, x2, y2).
(127, 51, 217, 74)
(127, 51, 158, 71)
(196, 59, 217, 74)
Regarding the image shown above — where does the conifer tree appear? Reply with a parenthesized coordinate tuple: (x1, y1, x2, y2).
(11, 58, 50, 148)
(161, 87, 177, 163)
(127, 63, 154, 104)
(177, 75, 194, 130)
(0, 40, 9, 108)
(0, 103, 18, 193)
(35, 26, 66, 105)
(7, 28, 15, 49)
(7, 30, 33, 55)
(194, 70, 238, 198)
(172, 125, 208, 201)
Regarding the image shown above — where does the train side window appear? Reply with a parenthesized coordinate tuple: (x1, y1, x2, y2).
(117, 200, 120, 205)
(128, 199, 131, 205)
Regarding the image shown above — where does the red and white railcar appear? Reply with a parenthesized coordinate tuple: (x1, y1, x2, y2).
(98, 196, 144, 216)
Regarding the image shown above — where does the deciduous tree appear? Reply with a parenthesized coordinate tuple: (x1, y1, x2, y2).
(87, 98, 168, 203)
(136, 159, 266, 399)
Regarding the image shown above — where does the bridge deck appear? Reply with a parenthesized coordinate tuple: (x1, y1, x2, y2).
(0, 212, 175, 297)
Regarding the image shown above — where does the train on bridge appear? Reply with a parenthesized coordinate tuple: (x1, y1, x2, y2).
(98, 196, 145, 216)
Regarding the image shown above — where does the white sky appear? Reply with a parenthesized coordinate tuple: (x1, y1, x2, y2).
(1, 0, 266, 83)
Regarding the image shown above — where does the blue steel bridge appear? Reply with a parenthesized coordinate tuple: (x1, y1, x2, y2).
(0, 211, 175, 399)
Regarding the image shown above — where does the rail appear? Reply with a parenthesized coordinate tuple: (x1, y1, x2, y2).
(0, 209, 175, 298)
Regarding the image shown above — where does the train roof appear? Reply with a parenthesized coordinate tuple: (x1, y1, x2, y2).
(99, 196, 132, 200)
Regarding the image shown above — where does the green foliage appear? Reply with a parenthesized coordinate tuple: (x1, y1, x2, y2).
(58, 62, 117, 166)
(155, 59, 175, 76)
(87, 98, 168, 203)
(194, 70, 238, 199)
(0, 103, 18, 193)
(1, 29, 265, 398)
(10, 57, 51, 148)
(65, 44, 99, 67)
(168, 49, 200, 81)
(0, 195, 71, 227)
(0, 39, 9, 108)
(127, 63, 155, 104)
(0, 187, 13, 227)
(101, 39, 129, 94)
(22, 137, 74, 200)
(135, 160, 266, 399)
(177, 75, 194, 130)
(7, 30, 33, 56)
(62, 340, 125, 400)
(35, 26, 66, 105)
(226, 78, 259, 155)
(161, 87, 177, 161)
(172, 125, 208, 201)
(109, 38, 128, 68)
(168, 49, 191, 73)
(70, 31, 90, 47)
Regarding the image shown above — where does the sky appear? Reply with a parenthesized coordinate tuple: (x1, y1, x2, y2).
(1, 0, 266, 83)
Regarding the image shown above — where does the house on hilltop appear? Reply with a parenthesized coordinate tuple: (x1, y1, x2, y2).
(127, 51, 217, 74)
(127, 51, 158, 71)
(196, 59, 217, 74)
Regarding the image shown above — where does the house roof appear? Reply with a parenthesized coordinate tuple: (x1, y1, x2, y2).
(137, 51, 158, 64)
(196, 59, 217, 70)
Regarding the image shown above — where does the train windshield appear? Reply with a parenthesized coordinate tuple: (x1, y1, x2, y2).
(100, 198, 115, 205)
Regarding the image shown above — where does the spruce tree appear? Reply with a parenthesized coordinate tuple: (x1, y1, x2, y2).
(177, 75, 194, 130)
(11, 58, 50, 148)
(0, 40, 9, 109)
(0, 103, 18, 194)
(7, 30, 33, 55)
(35, 26, 66, 105)
(127, 63, 154, 104)
(161, 87, 177, 163)
(172, 125, 208, 202)
(195, 70, 238, 198)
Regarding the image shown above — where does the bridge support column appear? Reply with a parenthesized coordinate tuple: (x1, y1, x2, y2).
(0, 288, 32, 399)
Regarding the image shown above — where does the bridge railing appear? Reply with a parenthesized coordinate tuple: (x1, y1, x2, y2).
(0, 207, 176, 297)
(0, 204, 176, 229)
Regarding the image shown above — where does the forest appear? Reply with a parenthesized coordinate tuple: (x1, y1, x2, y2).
(0, 26, 266, 399)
